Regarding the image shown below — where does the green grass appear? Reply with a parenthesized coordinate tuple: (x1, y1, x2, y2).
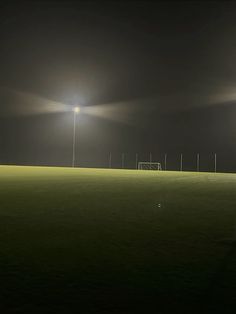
(1, 166, 236, 313)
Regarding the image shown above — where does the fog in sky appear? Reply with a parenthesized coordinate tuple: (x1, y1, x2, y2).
(0, 1, 236, 171)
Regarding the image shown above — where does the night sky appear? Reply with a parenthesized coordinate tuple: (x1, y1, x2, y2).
(0, 1, 236, 172)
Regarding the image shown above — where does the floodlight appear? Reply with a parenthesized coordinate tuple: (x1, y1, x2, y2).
(74, 106, 80, 113)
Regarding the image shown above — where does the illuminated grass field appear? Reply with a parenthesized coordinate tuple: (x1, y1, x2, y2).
(1, 166, 236, 313)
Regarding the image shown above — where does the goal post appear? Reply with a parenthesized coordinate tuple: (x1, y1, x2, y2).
(138, 162, 162, 170)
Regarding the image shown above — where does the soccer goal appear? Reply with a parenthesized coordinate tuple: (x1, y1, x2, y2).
(138, 162, 162, 170)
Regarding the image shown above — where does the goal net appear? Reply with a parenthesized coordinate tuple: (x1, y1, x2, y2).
(138, 162, 162, 170)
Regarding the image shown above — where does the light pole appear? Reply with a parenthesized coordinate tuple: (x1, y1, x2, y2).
(72, 106, 80, 167)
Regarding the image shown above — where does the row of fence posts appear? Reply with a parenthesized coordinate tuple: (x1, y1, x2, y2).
(108, 152, 218, 173)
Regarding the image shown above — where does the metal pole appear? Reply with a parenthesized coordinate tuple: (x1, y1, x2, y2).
(122, 153, 125, 169)
(72, 111, 77, 167)
(164, 153, 167, 171)
(136, 153, 138, 169)
(180, 153, 183, 171)
(214, 153, 217, 173)
(109, 152, 112, 168)
(197, 153, 200, 172)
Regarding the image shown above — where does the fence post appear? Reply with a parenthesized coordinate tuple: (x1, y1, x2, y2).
(197, 153, 200, 172)
(164, 153, 167, 171)
(136, 153, 138, 169)
(180, 153, 183, 171)
(122, 153, 125, 169)
(149, 152, 152, 170)
(109, 152, 112, 168)
(214, 153, 217, 173)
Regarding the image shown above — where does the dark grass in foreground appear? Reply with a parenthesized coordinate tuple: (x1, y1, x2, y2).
(0, 166, 236, 313)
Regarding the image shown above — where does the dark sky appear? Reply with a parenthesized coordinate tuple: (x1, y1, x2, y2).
(1, 1, 236, 171)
